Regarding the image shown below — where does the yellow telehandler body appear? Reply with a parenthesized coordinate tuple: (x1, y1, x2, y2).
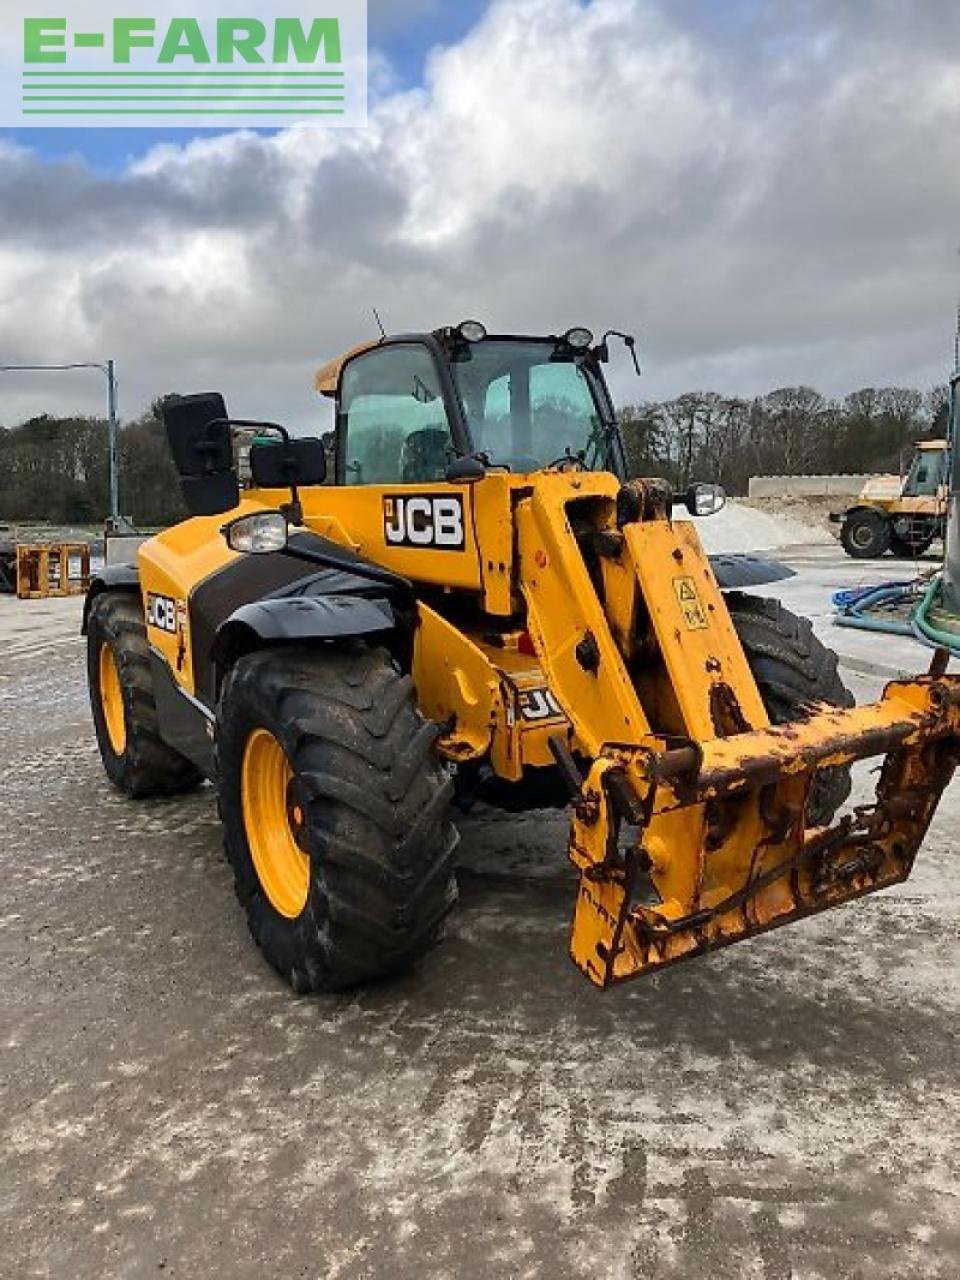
(84, 325, 960, 991)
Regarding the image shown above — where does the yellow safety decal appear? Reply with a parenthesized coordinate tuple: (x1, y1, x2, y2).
(673, 576, 709, 630)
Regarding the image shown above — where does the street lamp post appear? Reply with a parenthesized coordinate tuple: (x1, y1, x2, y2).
(0, 360, 121, 522)
(941, 371, 960, 615)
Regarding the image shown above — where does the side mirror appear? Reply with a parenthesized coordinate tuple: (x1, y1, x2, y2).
(445, 455, 487, 483)
(222, 511, 288, 555)
(684, 483, 726, 518)
(161, 392, 240, 517)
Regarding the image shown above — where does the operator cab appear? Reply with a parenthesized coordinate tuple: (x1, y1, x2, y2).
(902, 441, 948, 499)
(317, 322, 629, 487)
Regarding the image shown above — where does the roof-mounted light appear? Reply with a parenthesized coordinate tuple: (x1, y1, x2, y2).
(457, 320, 488, 343)
(563, 326, 594, 351)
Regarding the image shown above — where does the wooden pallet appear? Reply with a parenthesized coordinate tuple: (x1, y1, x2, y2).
(16, 543, 91, 600)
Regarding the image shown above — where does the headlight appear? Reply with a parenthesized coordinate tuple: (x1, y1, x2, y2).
(223, 511, 289, 555)
(563, 327, 594, 350)
(457, 320, 488, 343)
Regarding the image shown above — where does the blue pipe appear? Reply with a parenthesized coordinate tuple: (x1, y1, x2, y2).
(833, 573, 960, 657)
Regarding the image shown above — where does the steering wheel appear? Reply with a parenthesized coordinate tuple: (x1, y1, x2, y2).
(546, 450, 588, 471)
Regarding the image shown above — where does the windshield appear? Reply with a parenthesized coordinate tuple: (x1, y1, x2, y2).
(450, 339, 611, 471)
(904, 448, 945, 497)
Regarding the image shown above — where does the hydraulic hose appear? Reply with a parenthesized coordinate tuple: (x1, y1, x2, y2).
(833, 581, 919, 637)
(833, 572, 960, 658)
(912, 575, 960, 655)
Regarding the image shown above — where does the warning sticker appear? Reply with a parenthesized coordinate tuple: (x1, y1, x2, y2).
(673, 576, 709, 630)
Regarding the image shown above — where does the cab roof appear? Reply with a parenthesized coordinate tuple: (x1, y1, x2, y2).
(313, 328, 577, 397)
(313, 340, 381, 397)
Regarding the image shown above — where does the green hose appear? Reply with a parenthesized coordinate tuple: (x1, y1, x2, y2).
(834, 572, 960, 658)
(913, 574, 960, 655)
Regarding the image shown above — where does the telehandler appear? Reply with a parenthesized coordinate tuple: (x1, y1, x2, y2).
(84, 323, 960, 992)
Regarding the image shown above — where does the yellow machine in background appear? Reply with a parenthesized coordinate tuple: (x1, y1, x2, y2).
(833, 439, 948, 559)
(83, 323, 960, 992)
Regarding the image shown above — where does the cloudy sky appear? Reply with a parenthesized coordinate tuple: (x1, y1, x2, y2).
(1, 0, 959, 431)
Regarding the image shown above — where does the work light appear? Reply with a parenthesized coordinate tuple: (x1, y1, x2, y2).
(563, 327, 594, 350)
(457, 320, 488, 343)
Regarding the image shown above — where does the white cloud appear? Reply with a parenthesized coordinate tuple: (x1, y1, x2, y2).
(1, 0, 958, 431)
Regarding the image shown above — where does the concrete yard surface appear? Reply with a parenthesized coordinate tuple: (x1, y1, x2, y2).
(1, 547, 958, 1279)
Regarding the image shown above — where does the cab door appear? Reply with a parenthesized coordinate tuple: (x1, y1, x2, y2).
(305, 340, 482, 590)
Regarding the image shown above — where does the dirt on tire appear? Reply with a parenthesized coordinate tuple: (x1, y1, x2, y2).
(216, 643, 459, 993)
(727, 592, 855, 826)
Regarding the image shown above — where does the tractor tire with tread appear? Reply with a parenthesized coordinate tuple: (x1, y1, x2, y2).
(87, 591, 204, 798)
(216, 644, 459, 993)
(840, 509, 890, 559)
(889, 531, 934, 559)
(726, 592, 855, 826)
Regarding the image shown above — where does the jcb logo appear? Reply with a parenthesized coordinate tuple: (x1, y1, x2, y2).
(518, 688, 564, 722)
(383, 495, 465, 550)
(146, 592, 178, 634)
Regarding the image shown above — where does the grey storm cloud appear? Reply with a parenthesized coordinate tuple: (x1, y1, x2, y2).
(0, 0, 958, 429)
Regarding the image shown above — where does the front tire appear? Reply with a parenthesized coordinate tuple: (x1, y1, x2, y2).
(216, 645, 459, 993)
(840, 510, 890, 559)
(86, 592, 203, 798)
(727, 593, 855, 826)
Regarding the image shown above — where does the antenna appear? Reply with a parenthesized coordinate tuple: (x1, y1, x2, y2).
(372, 308, 387, 340)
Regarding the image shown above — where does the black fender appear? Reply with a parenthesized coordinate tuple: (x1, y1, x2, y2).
(709, 553, 795, 590)
(211, 593, 398, 675)
(82, 563, 141, 634)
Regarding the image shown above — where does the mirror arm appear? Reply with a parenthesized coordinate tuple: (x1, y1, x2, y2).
(208, 416, 306, 521)
(601, 330, 642, 377)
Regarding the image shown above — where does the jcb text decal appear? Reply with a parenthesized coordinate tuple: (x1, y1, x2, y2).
(518, 688, 564, 722)
(146, 592, 179, 634)
(383, 495, 465, 550)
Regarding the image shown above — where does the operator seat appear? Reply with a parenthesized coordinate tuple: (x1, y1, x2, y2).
(400, 429, 450, 484)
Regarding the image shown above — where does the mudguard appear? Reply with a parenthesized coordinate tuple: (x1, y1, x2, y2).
(211, 592, 397, 671)
(81, 563, 140, 634)
(710, 553, 795, 589)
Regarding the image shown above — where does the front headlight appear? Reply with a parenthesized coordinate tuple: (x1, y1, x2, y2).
(222, 511, 289, 555)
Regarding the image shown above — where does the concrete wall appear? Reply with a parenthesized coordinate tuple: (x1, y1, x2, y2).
(748, 473, 879, 499)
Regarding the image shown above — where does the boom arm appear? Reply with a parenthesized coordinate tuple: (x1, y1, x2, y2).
(516, 478, 960, 988)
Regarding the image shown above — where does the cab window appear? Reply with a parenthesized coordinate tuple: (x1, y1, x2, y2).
(453, 340, 608, 471)
(339, 345, 453, 485)
(904, 450, 945, 497)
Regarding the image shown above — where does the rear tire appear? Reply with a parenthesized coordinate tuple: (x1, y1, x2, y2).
(726, 593, 855, 826)
(216, 645, 459, 993)
(840, 510, 890, 559)
(86, 592, 204, 798)
(889, 527, 934, 559)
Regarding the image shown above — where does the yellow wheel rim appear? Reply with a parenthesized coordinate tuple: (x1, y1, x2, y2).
(240, 728, 310, 919)
(99, 642, 127, 756)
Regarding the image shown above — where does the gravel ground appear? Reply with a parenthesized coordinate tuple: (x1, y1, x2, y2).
(1, 550, 958, 1280)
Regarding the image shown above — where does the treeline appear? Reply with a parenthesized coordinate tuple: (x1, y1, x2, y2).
(0, 401, 186, 527)
(0, 383, 952, 526)
(618, 384, 951, 495)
